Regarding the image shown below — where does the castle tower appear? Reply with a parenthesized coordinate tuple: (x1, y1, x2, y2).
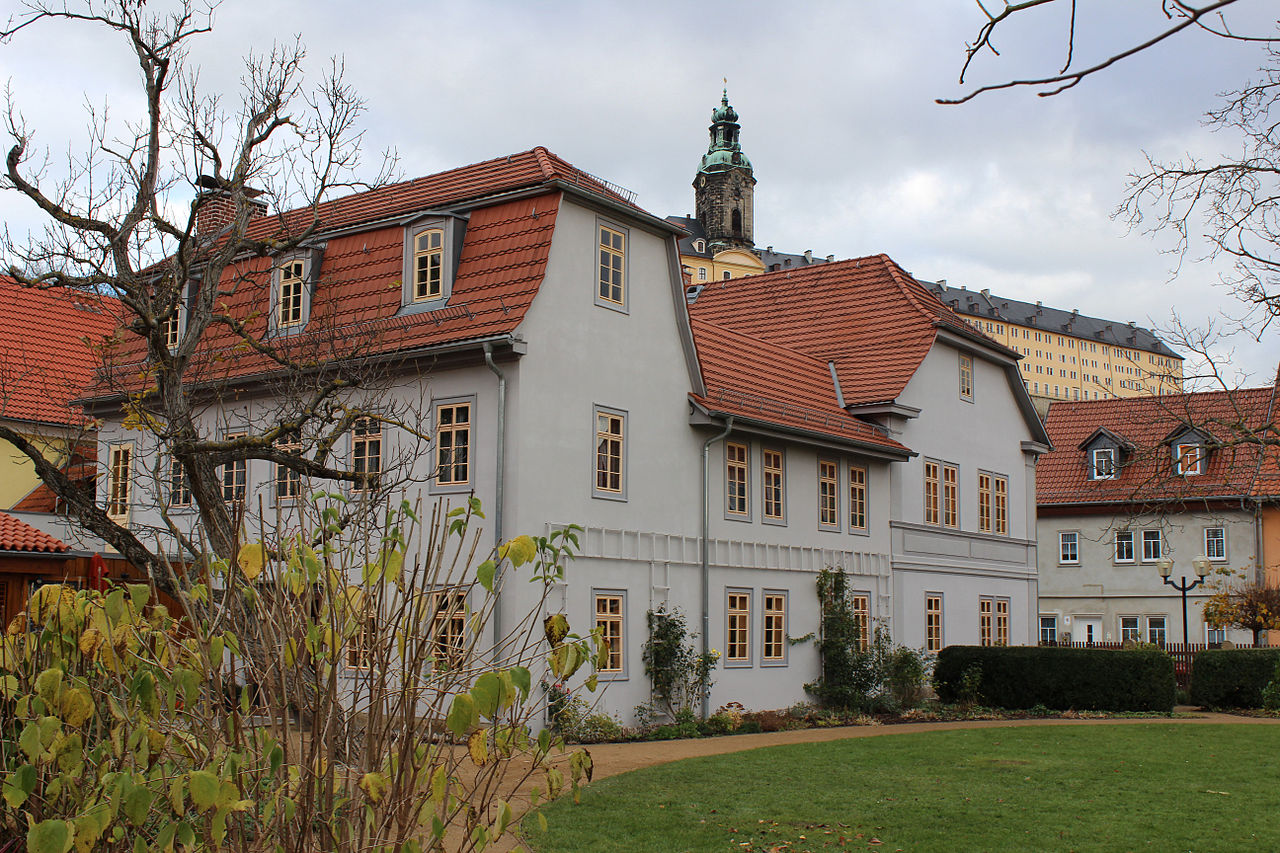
(694, 89, 756, 252)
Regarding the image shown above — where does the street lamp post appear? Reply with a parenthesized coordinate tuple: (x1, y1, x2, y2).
(1157, 556, 1212, 645)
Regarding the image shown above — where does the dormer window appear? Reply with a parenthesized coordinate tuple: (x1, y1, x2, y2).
(271, 251, 318, 335)
(1174, 442, 1203, 476)
(278, 260, 305, 327)
(1092, 448, 1115, 480)
(400, 217, 464, 313)
(693, 239, 706, 253)
(413, 229, 444, 301)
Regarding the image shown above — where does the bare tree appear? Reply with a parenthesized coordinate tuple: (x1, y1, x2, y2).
(1121, 46, 1280, 343)
(940, 0, 1276, 105)
(0, 0, 403, 592)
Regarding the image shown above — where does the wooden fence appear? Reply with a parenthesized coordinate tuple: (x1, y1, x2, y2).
(1039, 640, 1276, 689)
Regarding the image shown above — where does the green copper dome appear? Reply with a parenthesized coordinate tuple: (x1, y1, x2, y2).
(699, 88, 751, 174)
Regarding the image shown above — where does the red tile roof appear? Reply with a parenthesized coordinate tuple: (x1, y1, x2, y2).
(0, 278, 122, 424)
(88, 147, 667, 397)
(242, 147, 637, 241)
(690, 318, 909, 453)
(0, 511, 69, 553)
(688, 254, 1011, 406)
(1038, 381, 1280, 507)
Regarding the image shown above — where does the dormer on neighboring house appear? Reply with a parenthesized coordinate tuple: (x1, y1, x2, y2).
(1165, 425, 1215, 477)
(1077, 427, 1134, 480)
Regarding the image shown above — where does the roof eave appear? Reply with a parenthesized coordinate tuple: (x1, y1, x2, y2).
(689, 397, 914, 461)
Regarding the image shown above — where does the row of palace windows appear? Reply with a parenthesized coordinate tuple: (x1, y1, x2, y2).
(923, 461, 1009, 535)
(104, 402, 472, 521)
(1057, 527, 1226, 565)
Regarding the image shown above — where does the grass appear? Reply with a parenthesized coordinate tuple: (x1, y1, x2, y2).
(522, 724, 1280, 852)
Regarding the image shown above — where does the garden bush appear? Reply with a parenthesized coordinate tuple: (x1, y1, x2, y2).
(934, 646, 1175, 711)
(1189, 648, 1280, 708)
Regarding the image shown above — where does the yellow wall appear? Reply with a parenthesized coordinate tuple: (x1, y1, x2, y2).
(0, 425, 75, 510)
(957, 316, 1184, 403)
(681, 248, 765, 284)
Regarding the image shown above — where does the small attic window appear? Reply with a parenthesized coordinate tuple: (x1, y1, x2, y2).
(693, 239, 706, 253)
(1092, 448, 1115, 480)
(1173, 441, 1204, 476)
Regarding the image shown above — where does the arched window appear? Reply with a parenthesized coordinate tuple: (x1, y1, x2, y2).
(731, 208, 743, 236)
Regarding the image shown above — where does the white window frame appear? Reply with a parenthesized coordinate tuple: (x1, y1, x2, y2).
(1092, 448, 1115, 480)
(1204, 527, 1226, 561)
(1141, 529, 1163, 563)
(1147, 616, 1167, 646)
(1114, 529, 1134, 564)
(1059, 531, 1079, 565)
(1119, 616, 1141, 643)
(1039, 615, 1058, 645)
(1174, 441, 1204, 476)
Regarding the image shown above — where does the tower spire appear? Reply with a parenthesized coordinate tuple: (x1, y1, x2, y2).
(694, 86, 755, 251)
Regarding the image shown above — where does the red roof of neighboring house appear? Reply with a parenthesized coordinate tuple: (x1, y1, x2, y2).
(1038, 380, 1280, 507)
(687, 254, 1010, 406)
(0, 511, 69, 553)
(690, 318, 909, 454)
(0, 278, 122, 424)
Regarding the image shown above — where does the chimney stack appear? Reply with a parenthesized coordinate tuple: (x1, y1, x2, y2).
(803, 249, 813, 263)
(194, 175, 267, 236)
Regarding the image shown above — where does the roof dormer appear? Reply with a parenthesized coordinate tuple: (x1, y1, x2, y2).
(1078, 427, 1134, 480)
(399, 213, 468, 314)
(1164, 424, 1215, 476)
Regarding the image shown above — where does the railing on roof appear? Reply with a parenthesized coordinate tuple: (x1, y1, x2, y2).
(565, 169, 637, 206)
(706, 387, 889, 438)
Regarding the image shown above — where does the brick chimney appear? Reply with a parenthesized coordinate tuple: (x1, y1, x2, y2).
(194, 175, 267, 236)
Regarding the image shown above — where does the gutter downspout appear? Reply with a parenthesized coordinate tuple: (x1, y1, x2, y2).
(701, 416, 734, 719)
(483, 343, 507, 651)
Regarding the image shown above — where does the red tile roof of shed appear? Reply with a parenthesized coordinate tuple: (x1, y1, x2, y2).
(0, 511, 69, 553)
(688, 254, 1006, 406)
(0, 278, 122, 424)
(690, 318, 909, 452)
(1038, 381, 1280, 506)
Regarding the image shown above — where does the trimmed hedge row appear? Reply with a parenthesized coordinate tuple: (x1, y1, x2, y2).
(934, 646, 1175, 711)
(1189, 649, 1280, 708)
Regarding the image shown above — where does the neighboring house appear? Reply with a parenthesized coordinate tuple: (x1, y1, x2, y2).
(923, 280, 1183, 411)
(688, 254, 1051, 663)
(0, 277, 119, 510)
(1037, 381, 1280, 646)
(83, 146, 1050, 720)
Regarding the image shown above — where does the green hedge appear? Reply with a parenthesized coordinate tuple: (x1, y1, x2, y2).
(934, 646, 1176, 711)
(1189, 649, 1280, 708)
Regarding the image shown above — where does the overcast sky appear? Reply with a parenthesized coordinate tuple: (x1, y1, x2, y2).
(1, 0, 1277, 383)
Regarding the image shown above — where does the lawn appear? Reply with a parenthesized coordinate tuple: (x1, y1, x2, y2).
(522, 724, 1280, 852)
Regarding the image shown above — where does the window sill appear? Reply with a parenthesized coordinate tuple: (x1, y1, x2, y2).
(592, 492, 628, 503)
(430, 482, 474, 496)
